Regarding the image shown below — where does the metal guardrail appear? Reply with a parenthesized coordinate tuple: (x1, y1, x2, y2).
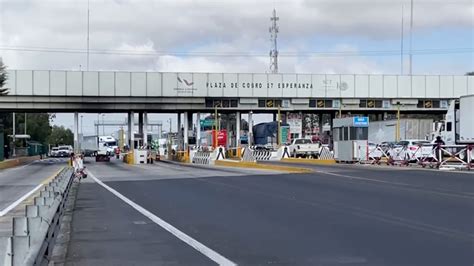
(1, 167, 74, 266)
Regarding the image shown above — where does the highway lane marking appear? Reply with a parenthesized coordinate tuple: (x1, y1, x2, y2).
(0, 167, 64, 217)
(0, 183, 43, 216)
(312, 170, 474, 200)
(197, 177, 474, 242)
(87, 170, 237, 266)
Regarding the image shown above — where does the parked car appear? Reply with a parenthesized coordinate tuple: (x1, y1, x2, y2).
(368, 142, 383, 159)
(392, 139, 433, 162)
(49, 147, 59, 157)
(379, 141, 397, 155)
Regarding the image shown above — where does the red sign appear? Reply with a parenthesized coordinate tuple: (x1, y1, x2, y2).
(212, 129, 227, 147)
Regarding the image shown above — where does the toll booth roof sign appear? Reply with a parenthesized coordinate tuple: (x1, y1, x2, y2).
(353, 117, 369, 127)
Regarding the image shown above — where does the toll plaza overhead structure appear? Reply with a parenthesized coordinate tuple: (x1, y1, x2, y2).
(1, 70, 473, 153)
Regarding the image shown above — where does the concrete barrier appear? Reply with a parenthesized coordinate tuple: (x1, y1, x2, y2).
(0, 167, 74, 265)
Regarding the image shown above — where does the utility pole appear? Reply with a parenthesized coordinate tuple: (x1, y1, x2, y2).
(401, 4, 404, 75)
(87, 0, 90, 71)
(269, 9, 279, 74)
(409, 0, 413, 75)
(12, 113, 16, 157)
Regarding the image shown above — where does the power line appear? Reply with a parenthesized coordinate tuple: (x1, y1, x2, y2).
(0, 46, 472, 57)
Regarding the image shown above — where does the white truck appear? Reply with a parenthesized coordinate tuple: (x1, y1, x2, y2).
(81, 135, 118, 162)
(432, 95, 474, 161)
(289, 138, 321, 158)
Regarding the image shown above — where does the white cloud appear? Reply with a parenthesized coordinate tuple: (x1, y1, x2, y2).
(0, 0, 471, 73)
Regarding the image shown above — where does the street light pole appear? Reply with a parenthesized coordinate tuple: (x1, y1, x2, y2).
(396, 102, 401, 141)
(80, 115, 83, 135)
(12, 112, 16, 157)
(102, 114, 105, 135)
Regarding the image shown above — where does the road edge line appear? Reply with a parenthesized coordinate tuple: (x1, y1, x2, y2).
(87, 170, 237, 266)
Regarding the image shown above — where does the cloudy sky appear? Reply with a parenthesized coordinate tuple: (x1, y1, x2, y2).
(0, 0, 473, 135)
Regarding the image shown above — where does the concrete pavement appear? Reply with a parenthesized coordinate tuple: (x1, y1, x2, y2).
(66, 159, 474, 265)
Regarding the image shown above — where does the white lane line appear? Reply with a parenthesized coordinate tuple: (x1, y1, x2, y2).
(0, 184, 43, 216)
(87, 170, 237, 266)
(314, 170, 474, 200)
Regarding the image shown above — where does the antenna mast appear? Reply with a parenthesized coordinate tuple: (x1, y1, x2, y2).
(269, 9, 279, 74)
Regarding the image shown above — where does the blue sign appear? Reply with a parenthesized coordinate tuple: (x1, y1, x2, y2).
(353, 116, 369, 127)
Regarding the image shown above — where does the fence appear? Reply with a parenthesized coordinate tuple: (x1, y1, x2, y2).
(1, 167, 74, 266)
(357, 143, 474, 170)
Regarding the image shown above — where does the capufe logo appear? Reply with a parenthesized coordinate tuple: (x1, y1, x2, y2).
(177, 77, 194, 86)
(175, 76, 196, 94)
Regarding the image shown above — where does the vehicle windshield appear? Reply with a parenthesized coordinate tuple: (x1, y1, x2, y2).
(105, 141, 117, 146)
(295, 139, 312, 144)
(396, 141, 409, 146)
(52, 148, 59, 151)
(58, 146, 70, 150)
(413, 141, 430, 145)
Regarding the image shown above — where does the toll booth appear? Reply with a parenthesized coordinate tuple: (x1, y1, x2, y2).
(333, 117, 369, 162)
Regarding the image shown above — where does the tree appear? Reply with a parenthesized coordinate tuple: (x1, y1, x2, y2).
(0, 58, 9, 96)
(48, 125, 74, 146)
(466, 72, 474, 76)
(25, 113, 52, 143)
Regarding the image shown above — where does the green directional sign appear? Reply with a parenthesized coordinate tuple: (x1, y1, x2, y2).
(281, 126, 290, 144)
(200, 119, 215, 128)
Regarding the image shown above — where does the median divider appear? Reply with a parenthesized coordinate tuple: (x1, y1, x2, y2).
(215, 159, 312, 173)
(281, 158, 336, 165)
(0, 167, 74, 266)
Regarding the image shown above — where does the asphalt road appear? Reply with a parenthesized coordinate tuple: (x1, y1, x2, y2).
(0, 158, 66, 212)
(66, 159, 474, 266)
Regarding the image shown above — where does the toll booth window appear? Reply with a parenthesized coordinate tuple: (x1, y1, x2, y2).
(258, 100, 266, 107)
(359, 100, 367, 108)
(350, 127, 368, 140)
(230, 100, 238, 107)
(205, 99, 213, 108)
(333, 128, 340, 141)
(309, 100, 316, 108)
(222, 100, 230, 108)
(432, 101, 440, 108)
(325, 100, 333, 108)
(275, 100, 282, 107)
(343, 127, 349, 141)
